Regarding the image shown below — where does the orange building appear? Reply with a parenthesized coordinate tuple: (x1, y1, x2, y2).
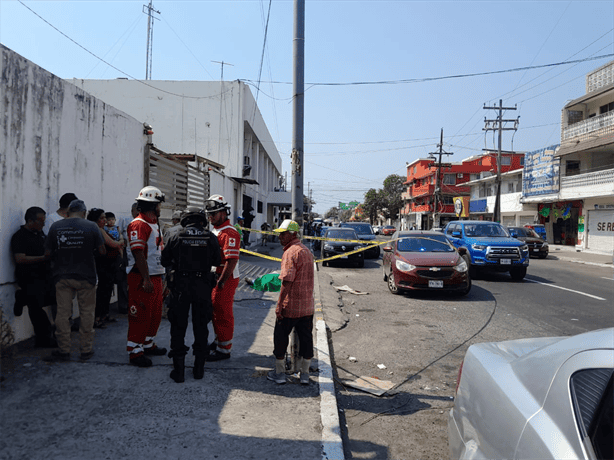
(401, 151, 525, 229)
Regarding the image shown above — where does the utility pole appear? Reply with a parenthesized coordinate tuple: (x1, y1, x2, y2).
(211, 61, 233, 159)
(483, 100, 519, 223)
(143, 1, 160, 80)
(428, 129, 453, 229)
(291, 0, 305, 226)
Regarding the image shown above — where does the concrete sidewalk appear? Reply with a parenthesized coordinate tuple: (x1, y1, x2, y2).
(548, 244, 613, 268)
(0, 241, 344, 460)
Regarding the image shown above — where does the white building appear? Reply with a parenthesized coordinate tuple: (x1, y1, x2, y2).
(522, 61, 614, 254)
(465, 169, 539, 228)
(70, 79, 290, 241)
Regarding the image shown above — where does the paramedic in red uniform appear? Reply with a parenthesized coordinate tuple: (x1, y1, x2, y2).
(125, 186, 168, 367)
(205, 195, 240, 361)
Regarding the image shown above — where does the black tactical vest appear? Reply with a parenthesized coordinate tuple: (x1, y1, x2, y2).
(177, 225, 214, 272)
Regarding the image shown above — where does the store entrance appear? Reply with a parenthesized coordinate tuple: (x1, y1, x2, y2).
(552, 207, 579, 245)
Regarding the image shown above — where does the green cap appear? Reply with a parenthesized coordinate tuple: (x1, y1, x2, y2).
(274, 219, 300, 233)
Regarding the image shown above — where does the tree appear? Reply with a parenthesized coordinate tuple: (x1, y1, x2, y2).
(380, 174, 405, 221)
(362, 188, 381, 224)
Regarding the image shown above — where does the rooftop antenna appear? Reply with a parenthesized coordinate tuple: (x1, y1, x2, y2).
(143, 1, 160, 80)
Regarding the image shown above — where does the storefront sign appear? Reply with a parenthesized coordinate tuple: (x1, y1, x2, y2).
(523, 145, 560, 197)
(454, 196, 470, 217)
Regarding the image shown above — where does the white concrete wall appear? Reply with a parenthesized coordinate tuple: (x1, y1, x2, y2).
(1, 45, 147, 346)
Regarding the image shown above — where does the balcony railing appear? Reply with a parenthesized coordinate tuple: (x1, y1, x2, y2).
(562, 111, 614, 141)
(560, 168, 614, 189)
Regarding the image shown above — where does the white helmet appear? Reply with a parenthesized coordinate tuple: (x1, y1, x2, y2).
(136, 186, 165, 203)
(205, 194, 231, 214)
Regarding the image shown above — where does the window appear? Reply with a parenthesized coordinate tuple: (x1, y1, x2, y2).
(442, 196, 454, 204)
(443, 174, 456, 185)
(501, 156, 511, 166)
(257, 200, 263, 213)
(520, 156, 524, 166)
(507, 182, 515, 193)
(567, 110, 583, 125)
(566, 160, 581, 176)
(599, 101, 614, 114)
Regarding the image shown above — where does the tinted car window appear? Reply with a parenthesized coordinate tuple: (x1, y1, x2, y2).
(340, 223, 373, 235)
(398, 236, 454, 252)
(447, 223, 458, 236)
(465, 223, 509, 237)
(326, 230, 357, 240)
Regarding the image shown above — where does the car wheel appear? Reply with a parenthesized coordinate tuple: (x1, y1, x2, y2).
(357, 258, 365, 268)
(459, 277, 471, 296)
(462, 255, 478, 279)
(382, 264, 388, 281)
(510, 266, 527, 281)
(387, 270, 403, 295)
(322, 260, 328, 267)
(375, 246, 381, 258)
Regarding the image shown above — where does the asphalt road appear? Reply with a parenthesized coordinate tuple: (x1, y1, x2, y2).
(318, 241, 613, 460)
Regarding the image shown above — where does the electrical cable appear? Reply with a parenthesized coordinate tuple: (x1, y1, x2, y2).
(358, 296, 499, 425)
(18, 0, 235, 100)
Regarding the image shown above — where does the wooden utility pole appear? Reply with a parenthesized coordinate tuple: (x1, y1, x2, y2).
(428, 129, 453, 229)
(483, 100, 519, 223)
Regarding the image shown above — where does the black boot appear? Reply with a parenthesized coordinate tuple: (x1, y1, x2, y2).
(193, 356, 206, 380)
(170, 357, 185, 383)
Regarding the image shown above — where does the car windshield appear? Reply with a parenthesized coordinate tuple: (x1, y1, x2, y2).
(397, 236, 454, 252)
(340, 223, 373, 235)
(464, 223, 509, 238)
(510, 227, 535, 238)
(326, 230, 357, 240)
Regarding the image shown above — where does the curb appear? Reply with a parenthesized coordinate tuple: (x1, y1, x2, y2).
(314, 263, 345, 460)
(555, 257, 612, 269)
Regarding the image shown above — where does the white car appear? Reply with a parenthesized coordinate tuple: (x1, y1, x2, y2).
(449, 328, 614, 460)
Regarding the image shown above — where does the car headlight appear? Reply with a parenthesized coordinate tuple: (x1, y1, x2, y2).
(471, 243, 487, 251)
(396, 259, 416, 272)
(520, 244, 529, 252)
(323, 244, 334, 251)
(454, 258, 468, 272)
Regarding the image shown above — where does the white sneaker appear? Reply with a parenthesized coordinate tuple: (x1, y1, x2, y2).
(267, 370, 287, 385)
(299, 372, 309, 385)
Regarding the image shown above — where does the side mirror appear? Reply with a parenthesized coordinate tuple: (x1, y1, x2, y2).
(510, 231, 517, 238)
(452, 231, 461, 238)
(457, 247, 467, 256)
(383, 246, 392, 252)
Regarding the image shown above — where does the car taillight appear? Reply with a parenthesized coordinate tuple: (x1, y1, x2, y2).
(455, 360, 464, 395)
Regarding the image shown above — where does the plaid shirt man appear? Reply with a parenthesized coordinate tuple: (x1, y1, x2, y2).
(278, 238, 314, 317)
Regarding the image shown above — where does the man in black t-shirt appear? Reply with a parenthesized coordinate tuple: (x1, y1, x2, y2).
(10, 207, 56, 348)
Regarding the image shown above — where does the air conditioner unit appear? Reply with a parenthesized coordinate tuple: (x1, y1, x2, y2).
(242, 165, 252, 177)
(457, 173, 463, 178)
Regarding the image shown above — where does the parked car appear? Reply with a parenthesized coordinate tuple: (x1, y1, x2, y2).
(321, 228, 365, 267)
(382, 225, 396, 236)
(382, 231, 471, 295)
(449, 327, 614, 460)
(508, 226, 549, 259)
(373, 225, 382, 235)
(444, 220, 529, 280)
(339, 222, 380, 258)
(524, 223, 547, 240)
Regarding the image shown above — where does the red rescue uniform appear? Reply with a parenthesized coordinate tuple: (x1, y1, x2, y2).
(211, 219, 240, 354)
(125, 214, 165, 359)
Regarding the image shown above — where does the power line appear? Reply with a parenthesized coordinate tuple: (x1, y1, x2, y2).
(241, 54, 614, 87)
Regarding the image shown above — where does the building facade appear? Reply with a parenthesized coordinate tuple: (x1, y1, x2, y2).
(402, 152, 525, 229)
(522, 61, 614, 253)
(70, 79, 290, 242)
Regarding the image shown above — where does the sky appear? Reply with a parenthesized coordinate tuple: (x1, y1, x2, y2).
(1, 0, 613, 215)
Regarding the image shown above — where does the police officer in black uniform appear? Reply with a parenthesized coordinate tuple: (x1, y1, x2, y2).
(161, 207, 221, 383)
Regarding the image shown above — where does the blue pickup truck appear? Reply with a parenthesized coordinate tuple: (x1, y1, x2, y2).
(443, 220, 529, 280)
